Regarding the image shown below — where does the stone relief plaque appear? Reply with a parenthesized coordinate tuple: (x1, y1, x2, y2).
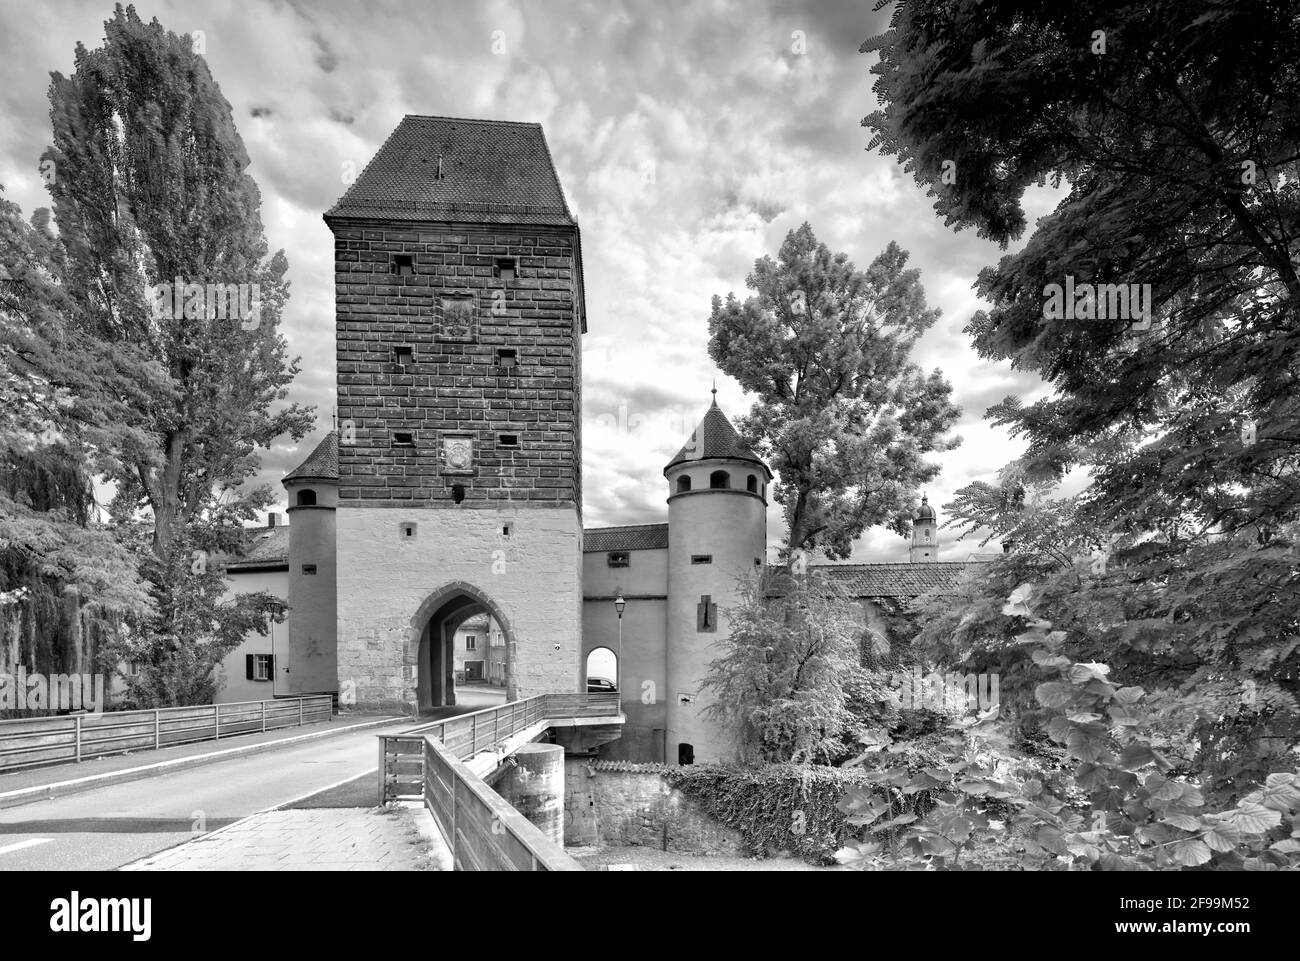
(435, 294, 476, 342)
(442, 433, 474, 474)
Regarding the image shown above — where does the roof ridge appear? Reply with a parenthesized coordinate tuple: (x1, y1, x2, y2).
(403, 114, 544, 127)
(584, 522, 668, 531)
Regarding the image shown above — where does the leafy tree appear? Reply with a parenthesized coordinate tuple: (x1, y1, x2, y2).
(0, 189, 152, 702)
(39, 5, 311, 701)
(708, 223, 960, 560)
(910, 473, 1300, 802)
(703, 569, 895, 764)
(863, 0, 1300, 536)
(836, 590, 1300, 871)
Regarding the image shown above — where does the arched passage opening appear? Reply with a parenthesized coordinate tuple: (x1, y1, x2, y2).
(411, 582, 516, 713)
(585, 647, 618, 693)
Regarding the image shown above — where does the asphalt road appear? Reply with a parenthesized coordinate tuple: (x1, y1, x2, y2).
(0, 685, 507, 871)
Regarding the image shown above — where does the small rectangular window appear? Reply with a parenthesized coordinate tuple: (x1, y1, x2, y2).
(400, 522, 418, 539)
(496, 347, 518, 371)
(126, 661, 140, 678)
(498, 433, 519, 448)
(466, 635, 477, 651)
(608, 551, 630, 568)
(691, 554, 713, 565)
(392, 254, 415, 277)
(253, 654, 272, 681)
(393, 345, 413, 365)
(301, 564, 317, 575)
(393, 431, 415, 447)
(494, 257, 517, 282)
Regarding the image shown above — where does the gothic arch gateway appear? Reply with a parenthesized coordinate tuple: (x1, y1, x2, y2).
(411, 581, 516, 711)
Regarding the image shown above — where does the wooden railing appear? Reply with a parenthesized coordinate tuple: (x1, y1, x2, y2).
(423, 736, 581, 871)
(379, 692, 621, 871)
(377, 692, 619, 804)
(0, 695, 334, 773)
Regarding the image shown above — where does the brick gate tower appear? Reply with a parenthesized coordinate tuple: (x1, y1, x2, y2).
(323, 116, 586, 712)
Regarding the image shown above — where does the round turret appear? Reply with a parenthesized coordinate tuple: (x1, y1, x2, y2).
(663, 392, 771, 764)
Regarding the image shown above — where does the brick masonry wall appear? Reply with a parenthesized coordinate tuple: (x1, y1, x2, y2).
(336, 506, 582, 711)
(563, 759, 745, 856)
(331, 221, 582, 509)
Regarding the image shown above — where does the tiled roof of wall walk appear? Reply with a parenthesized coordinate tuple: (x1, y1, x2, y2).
(664, 396, 768, 473)
(583, 524, 670, 552)
(325, 116, 575, 225)
(283, 432, 338, 483)
(813, 561, 982, 598)
(585, 760, 672, 773)
(224, 526, 290, 571)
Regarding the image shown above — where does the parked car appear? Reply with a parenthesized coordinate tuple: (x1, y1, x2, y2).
(586, 676, 617, 693)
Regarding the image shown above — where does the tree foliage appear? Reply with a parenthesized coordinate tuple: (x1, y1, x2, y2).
(702, 569, 894, 764)
(708, 223, 960, 559)
(33, 5, 310, 701)
(864, 0, 1300, 536)
(0, 188, 152, 698)
(836, 591, 1300, 871)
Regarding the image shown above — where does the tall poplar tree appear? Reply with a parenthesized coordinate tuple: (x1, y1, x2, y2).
(40, 5, 312, 702)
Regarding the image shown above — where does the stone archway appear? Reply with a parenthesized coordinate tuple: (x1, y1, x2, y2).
(411, 582, 517, 711)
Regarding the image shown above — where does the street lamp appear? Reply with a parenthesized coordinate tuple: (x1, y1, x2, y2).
(614, 592, 626, 698)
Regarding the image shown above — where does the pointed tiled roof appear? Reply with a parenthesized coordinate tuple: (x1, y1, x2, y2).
(664, 395, 769, 474)
(283, 432, 338, 483)
(324, 115, 575, 225)
(583, 524, 669, 552)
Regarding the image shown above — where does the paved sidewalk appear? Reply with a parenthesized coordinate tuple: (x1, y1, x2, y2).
(123, 806, 449, 871)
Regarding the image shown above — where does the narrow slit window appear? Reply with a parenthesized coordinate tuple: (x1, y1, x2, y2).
(393, 431, 415, 447)
(691, 554, 712, 565)
(301, 564, 317, 575)
(498, 433, 519, 448)
(608, 551, 630, 568)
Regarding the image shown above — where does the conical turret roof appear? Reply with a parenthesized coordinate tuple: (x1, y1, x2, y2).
(664, 393, 768, 475)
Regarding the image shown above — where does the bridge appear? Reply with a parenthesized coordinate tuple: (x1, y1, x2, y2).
(378, 692, 623, 870)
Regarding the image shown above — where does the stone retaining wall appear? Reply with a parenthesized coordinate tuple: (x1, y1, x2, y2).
(564, 759, 745, 856)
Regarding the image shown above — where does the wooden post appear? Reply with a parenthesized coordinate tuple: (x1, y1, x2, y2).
(74, 714, 82, 763)
(298, 698, 303, 726)
(378, 736, 387, 806)
(214, 703, 220, 740)
(472, 714, 479, 753)
(261, 700, 267, 733)
(154, 709, 160, 749)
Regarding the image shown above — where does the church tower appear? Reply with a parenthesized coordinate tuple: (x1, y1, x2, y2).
(663, 391, 771, 764)
(323, 116, 586, 712)
(910, 495, 938, 563)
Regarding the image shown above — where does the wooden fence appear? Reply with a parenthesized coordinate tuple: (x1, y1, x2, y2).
(0, 695, 334, 773)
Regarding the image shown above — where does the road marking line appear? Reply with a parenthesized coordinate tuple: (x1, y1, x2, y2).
(0, 838, 53, 856)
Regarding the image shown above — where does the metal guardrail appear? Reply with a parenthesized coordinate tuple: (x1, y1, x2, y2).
(379, 692, 621, 871)
(0, 695, 335, 773)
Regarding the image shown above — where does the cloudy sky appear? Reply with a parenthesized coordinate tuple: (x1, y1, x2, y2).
(0, 0, 1061, 561)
